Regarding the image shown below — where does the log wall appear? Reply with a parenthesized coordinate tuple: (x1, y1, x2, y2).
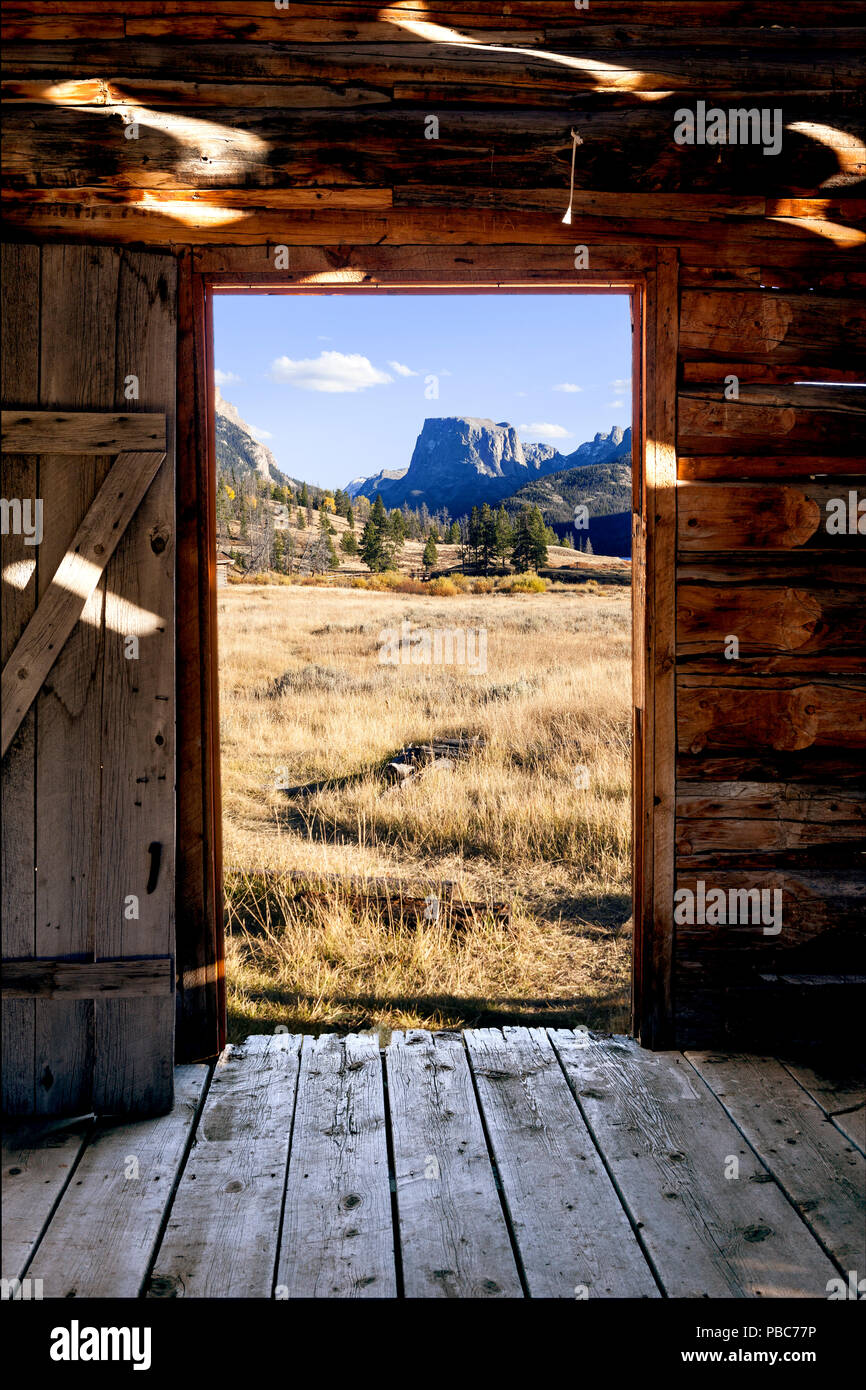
(2, 1, 864, 1050)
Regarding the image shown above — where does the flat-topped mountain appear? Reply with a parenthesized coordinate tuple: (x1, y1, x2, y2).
(347, 417, 630, 517)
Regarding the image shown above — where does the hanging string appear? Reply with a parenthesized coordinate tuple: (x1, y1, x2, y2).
(561, 128, 583, 225)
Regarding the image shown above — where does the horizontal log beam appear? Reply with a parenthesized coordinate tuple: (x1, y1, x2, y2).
(677, 480, 866, 550)
(4, 3, 865, 39)
(677, 679, 866, 753)
(1, 957, 173, 998)
(677, 583, 866, 657)
(680, 290, 866, 367)
(4, 97, 863, 197)
(678, 390, 866, 456)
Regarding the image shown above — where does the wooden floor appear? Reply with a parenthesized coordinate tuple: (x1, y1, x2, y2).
(3, 1030, 864, 1299)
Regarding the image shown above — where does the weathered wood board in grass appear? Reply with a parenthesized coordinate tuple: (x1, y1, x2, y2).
(549, 1032, 840, 1297)
(781, 1061, 866, 1156)
(687, 1053, 866, 1276)
(465, 1027, 658, 1298)
(386, 1030, 522, 1298)
(148, 1037, 298, 1298)
(1, 1119, 91, 1282)
(25, 1067, 206, 1298)
(276, 1032, 395, 1298)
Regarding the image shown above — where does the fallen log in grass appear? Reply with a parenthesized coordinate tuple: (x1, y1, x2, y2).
(226, 865, 511, 929)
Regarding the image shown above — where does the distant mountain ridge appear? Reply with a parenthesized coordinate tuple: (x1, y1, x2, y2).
(347, 417, 630, 517)
(505, 459, 633, 557)
(215, 387, 295, 488)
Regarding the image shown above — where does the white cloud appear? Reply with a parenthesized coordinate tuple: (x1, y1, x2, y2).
(214, 368, 240, 386)
(518, 422, 573, 441)
(606, 400, 626, 410)
(516, 391, 528, 397)
(553, 382, 582, 393)
(609, 378, 631, 393)
(269, 351, 393, 393)
(248, 423, 273, 440)
(388, 360, 418, 377)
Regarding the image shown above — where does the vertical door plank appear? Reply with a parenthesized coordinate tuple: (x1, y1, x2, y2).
(639, 249, 678, 1048)
(34, 244, 121, 1113)
(175, 253, 223, 1062)
(386, 1030, 523, 1299)
(277, 1032, 396, 1298)
(1, 242, 40, 1112)
(94, 250, 177, 1115)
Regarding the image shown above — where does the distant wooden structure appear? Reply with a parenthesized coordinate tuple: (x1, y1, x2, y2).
(1, 2, 864, 1115)
(215, 549, 234, 588)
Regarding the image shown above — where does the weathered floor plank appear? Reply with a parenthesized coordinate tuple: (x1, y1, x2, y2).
(387, 1029, 523, 1298)
(465, 1027, 659, 1298)
(25, 1067, 207, 1298)
(148, 1038, 298, 1298)
(1, 1118, 91, 1284)
(687, 1052, 866, 1276)
(781, 1059, 866, 1156)
(276, 1032, 396, 1298)
(549, 1031, 840, 1298)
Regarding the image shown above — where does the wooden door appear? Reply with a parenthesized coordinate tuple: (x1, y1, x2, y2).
(1, 244, 177, 1116)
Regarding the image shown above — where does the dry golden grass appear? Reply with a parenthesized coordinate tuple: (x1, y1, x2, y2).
(219, 582, 633, 1040)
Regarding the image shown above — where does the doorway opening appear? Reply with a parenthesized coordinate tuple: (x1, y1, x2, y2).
(206, 285, 642, 1044)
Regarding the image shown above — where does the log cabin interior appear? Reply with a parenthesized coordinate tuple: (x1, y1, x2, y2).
(1, 1, 864, 1307)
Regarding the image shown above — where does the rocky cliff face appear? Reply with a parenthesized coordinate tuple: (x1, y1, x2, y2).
(348, 417, 630, 516)
(215, 387, 291, 487)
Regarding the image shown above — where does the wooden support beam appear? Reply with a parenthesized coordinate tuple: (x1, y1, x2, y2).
(1, 449, 165, 757)
(2, 957, 173, 998)
(1, 410, 165, 453)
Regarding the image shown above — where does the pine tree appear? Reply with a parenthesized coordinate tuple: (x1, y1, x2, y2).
(272, 530, 286, 573)
(423, 534, 438, 574)
(299, 481, 309, 508)
(511, 505, 548, 572)
(346, 504, 355, 530)
(478, 503, 496, 575)
(494, 506, 513, 571)
(448, 520, 461, 546)
(297, 508, 306, 529)
(340, 529, 358, 556)
(360, 518, 384, 572)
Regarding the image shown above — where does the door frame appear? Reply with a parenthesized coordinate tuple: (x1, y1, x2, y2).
(174, 246, 678, 1059)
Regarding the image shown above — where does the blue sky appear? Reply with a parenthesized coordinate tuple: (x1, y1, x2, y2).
(214, 293, 631, 492)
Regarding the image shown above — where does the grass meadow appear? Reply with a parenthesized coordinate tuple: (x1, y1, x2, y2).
(219, 580, 633, 1040)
